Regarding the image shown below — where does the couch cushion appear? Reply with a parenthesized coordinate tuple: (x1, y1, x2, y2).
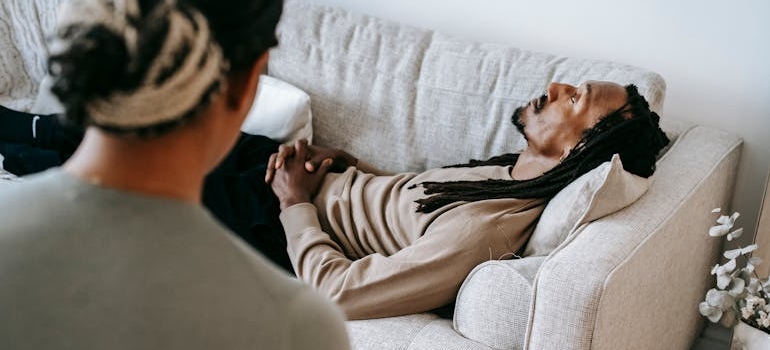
(347, 314, 437, 350)
(348, 313, 496, 350)
(454, 256, 547, 350)
(270, 1, 667, 174)
(524, 154, 652, 257)
(0, 0, 65, 112)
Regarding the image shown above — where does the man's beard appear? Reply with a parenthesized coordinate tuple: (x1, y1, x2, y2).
(511, 106, 528, 140)
(511, 93, 547, 141)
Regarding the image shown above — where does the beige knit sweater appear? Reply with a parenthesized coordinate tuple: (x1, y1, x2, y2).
(279, 165, 545, 320)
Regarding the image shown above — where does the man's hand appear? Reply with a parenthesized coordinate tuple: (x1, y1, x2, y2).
(270, 140, 334, 210)
(265, 139, 357, 183)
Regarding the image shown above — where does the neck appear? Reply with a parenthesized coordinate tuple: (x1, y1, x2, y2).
(63, 127, 210, 203)
(510, 147, 561, 180)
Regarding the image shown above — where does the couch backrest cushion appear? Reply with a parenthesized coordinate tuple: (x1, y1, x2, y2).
(0, 0, 65, 112)
(269, 2, 667, 174)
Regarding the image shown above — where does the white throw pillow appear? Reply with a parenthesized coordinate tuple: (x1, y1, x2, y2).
(523, 154, 652, 257)
(241, 75, 313, 143)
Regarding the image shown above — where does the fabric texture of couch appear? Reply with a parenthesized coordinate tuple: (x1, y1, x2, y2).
(0, 1, 743, 349)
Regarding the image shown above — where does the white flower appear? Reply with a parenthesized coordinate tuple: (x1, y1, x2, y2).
(759, 310, 770, 328)
(742, 305, 756, 319)
(746, 295, 762, 309)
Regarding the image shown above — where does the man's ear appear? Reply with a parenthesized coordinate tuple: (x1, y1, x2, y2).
(226, 52, 270, 111)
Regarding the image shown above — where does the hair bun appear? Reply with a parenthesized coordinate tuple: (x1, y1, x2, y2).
(48, 0, 226, 135)
(49, 28, 130, 124)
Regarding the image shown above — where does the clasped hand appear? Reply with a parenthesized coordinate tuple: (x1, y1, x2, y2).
(265, 139, 357, 210)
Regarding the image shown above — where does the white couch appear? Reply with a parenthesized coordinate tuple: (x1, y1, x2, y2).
(268, 2, 742, 349)
(0, 1, 742, 349)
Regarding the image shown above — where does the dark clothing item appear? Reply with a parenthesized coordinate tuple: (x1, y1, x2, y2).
(0, 106, 83, 175)
(202, 135, 294, 273)
(0, 107, 293, 273)
(0, 143, 63, 175)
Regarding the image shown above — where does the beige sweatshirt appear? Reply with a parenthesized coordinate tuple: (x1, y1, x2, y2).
(279, 165, 545, 320)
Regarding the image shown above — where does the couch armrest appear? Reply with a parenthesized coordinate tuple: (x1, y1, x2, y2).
(525, 126, 742, 350)
(454, 256, 547, 349)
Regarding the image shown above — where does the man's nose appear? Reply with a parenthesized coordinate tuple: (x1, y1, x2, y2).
(546, 82, 577, 102)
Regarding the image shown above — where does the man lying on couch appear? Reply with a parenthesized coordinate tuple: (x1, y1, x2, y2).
(265, 80, 670, 319)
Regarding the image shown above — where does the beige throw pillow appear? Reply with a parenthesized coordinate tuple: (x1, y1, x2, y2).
(523, 154, 652, 257)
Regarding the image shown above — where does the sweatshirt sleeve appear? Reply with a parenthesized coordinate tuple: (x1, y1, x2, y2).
(279, 201, 542, 320)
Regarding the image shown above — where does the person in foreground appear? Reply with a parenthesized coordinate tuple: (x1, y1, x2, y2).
(0, 0, 350, 349)
(264, 80, 671, 320)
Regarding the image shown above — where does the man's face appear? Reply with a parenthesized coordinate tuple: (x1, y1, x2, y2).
(512, 80, 628, 158)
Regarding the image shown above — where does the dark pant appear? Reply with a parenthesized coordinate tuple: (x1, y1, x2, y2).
(0, 107, 294, 273)
(202, 135, 294, 273)
(0, 106, 82, 175)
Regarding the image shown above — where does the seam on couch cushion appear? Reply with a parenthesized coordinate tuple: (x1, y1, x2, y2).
(405, 319, 442, 350)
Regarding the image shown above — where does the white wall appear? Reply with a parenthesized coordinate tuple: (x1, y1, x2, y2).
(294, 0, 770, 244)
